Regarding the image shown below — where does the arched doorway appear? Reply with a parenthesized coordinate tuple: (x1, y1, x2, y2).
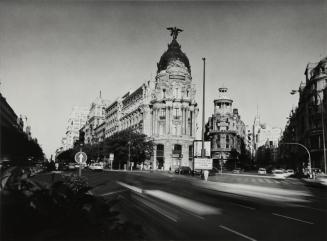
(156, 144, 164, 169)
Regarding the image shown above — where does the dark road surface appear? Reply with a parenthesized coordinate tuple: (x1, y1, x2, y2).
(37, 170, 327, 241)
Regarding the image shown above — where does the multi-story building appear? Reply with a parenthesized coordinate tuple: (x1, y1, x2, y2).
(281, 56, 326, 170)
(81, 93, 110, 145)
(205, 87, 246, 167)
(83, 29, 199, 170)
(1, 92, 43, 162)
(61, 106, 88, 150)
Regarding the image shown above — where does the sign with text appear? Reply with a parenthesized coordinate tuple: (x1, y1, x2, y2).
(194, 141, 211, 157)
(194, 158, 213, 170)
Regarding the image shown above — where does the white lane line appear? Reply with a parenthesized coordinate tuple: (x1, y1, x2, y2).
(219, 225, 257, 241)
(234, 203, 256, 210)
(272, 213, 314, 225)
(133, 194, 178, 222)
(117, 181, 143, 193)
(295, 205, 327, 213)
(101, 189, 128, 196)
(145, 190, 221, 215)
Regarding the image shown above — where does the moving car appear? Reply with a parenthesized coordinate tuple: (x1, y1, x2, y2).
(258, 168, 267, 175)
(316, 175, 327, 186)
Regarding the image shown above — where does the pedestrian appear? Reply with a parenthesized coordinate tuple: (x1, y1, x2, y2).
(204, 169, 209, 181)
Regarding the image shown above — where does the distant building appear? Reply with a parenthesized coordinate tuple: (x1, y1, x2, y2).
(205, 87, 246, 167)
(253, 114, 281, 152)
(81, 93, 110, 145)
(62, 106, 89, 150)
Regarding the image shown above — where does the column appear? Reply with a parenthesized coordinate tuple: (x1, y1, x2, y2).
(181, 107, 185, 136)
(170, 107, 173, 134)
(186, 108, 189, 135)
(166, 107, 169, 135)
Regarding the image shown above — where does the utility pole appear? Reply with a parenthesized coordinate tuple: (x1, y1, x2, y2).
(201, 57, 206, 158)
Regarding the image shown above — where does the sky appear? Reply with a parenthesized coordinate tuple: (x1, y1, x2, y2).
(0, 0, 326, 158)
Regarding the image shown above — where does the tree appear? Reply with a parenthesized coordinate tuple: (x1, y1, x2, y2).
(103, 129, 154, 169)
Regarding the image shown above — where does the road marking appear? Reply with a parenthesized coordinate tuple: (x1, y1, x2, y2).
(258, 178, 265, 183)
(272, 213, 314, 224)
(219, 225, 257, 241)
(234, 203, 256, 210)
(133, 194, 178, 222)
(117, 181, 143, 193)
(295, 205, 327, 213)
(265, 179, 273, 183)
(145, 190, 221, 215)
(101, 189, 128, 196)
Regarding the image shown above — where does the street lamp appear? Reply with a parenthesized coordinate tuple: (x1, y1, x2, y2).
(291, 89, 326, 173)
(201, 57, 206, 158)
(280, 142, 312, 177)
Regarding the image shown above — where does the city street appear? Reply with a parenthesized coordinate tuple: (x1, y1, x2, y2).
(36, 170, 327, 241)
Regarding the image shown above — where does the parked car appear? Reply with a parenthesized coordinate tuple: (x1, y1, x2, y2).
(209, 167, 219, 176)
(89, 163, 104, 171)
(258, 168, 267, 175)
(273, 170, 287, 179)
(175, 166, 192, 175)
(284, 169, 295, 177)
(192, 169, 202, 176)
(232, 168, 241, 174)
(68, 163, 77, 170)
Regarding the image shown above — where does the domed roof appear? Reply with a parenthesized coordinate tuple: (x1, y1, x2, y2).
(157, 39, 191, 74)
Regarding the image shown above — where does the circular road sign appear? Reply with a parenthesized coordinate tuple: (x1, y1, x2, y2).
(74, 152, 87, 164)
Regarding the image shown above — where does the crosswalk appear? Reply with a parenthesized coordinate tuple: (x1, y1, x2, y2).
(211, 176, 301, 185)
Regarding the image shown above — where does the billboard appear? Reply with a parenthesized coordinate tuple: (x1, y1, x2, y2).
(194, 140, 211, 157)
(194, 158, 213, 170)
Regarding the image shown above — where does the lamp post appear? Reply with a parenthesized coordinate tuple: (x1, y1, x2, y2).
(291, 89, 326, 173)
(201, 57, 206, 158)
(280, 142, 312, 177)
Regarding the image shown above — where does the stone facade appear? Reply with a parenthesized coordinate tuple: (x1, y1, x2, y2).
(205, 87, 246, 166)
(100, 34, 199, 171)
(61, 106, 88, 151)
(281, 56, 327, 170)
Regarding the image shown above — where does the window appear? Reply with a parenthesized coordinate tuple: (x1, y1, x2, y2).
(173, 108, 181, 119)
(189, 145, 193, 161)
(159, 108, 166, 119)
(163, 89, 166, 98)
(157, 144, 164, 157)
(173, 144, 182, 156)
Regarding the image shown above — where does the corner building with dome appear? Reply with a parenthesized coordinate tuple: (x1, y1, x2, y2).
(103, 29, 199, 171)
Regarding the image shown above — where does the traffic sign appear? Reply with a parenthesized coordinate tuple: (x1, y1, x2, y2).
(74, 152, 87, 164)
(109, 153, 114, 161)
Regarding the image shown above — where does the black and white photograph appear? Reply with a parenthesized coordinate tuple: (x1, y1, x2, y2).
(0, 0, 326, 240)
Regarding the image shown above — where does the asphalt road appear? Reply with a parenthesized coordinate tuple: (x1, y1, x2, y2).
(37, 170, 327, 241)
